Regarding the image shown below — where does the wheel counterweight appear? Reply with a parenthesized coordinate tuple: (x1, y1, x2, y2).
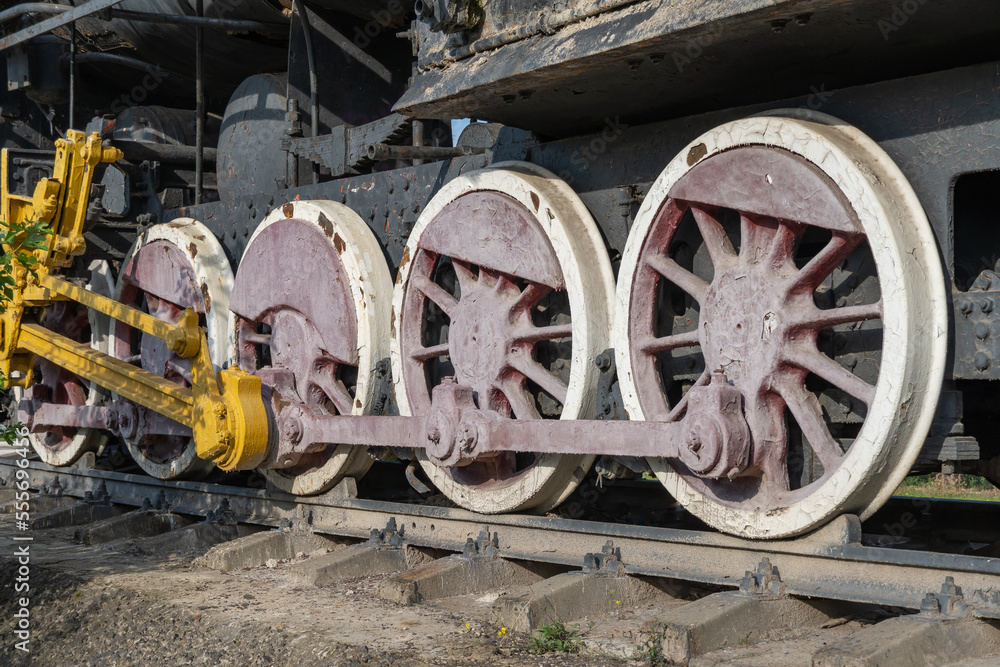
(391, 162, 616, 514)
(230, 200, 392, 495)
(614, 112, 947, 538)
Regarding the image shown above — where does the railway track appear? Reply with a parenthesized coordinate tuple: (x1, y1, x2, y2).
(4, 457, 1000, 665)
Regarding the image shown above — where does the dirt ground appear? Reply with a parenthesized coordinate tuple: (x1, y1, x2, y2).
(0, 522, 873, 666)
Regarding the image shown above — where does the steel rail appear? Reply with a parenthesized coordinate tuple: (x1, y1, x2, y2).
(0, 0, 126, 52)
(4, 459, 1000, 611)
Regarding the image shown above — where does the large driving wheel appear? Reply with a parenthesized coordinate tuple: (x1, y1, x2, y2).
(230, 200, 391, 495)
(392, 163, 616, 513)
(614, 111, 947, 538)
(113, 219, 234, 479)
(15, 262, 115, 465)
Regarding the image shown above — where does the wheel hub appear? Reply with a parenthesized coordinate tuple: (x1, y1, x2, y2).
(699, 265, 794, 391)
(448, 283, 517, 401)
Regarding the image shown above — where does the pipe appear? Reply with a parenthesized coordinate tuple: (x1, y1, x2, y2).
(69, 21, 76, 131)
(195, 0, 204, 204)
(0, 3, 69, 24)
(366, 143, 485, 161)
(109, 9, 286, 36)
(412, 119, 425, 167)
(111, 140, 217, 164)
(292, 0, 319, 184)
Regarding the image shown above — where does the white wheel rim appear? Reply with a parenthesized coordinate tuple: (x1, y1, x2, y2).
(614, 114, 947, 538)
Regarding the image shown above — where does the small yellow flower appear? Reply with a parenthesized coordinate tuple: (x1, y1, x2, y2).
(615, 600, 621, 605)
(497, 627, 507, 637)
(465, 623, 470, 628)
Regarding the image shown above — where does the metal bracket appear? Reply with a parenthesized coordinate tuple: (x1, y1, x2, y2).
(583, 540, 624, 576)
(140, 490, 169, 513)
(368, 517, 405, 550)
(740, 557, 787, 598)
(82, 482, 110, 506)
(282, 114, 412, 178)
(204, 498, 237, 526)
(462, 529, 499, 559)
(42, 477, 64, 496)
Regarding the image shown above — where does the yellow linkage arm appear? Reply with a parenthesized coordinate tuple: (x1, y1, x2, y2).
(1, 131, 269, 472)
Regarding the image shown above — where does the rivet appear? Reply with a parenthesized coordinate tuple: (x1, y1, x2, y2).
(982, 299, 994, 314)
(975, 352, 990, 371)
(959, 300, 974, 315)
(975, 322, 990, 340)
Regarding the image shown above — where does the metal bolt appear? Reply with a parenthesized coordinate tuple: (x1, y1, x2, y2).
(982, 299, 994, 314)
(975, 322, 990, 340)
(595, 352, 612, 372)
(283, 419, 302, 444)
(975, 352, 991, 371)
(959, 300, 974, 315)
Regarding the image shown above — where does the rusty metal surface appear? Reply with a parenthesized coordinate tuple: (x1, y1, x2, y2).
(6, 459, 1000, 611)
(398, 0, 1000, 138)
(0, 0, 126, 51)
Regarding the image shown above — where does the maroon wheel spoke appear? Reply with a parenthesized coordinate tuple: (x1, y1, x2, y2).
(164, 359, 192, 384)
(638, 330, 699, 355)
(778, 378, 845, 471)
(739, 214, 786, 264)
(478, 266, 503, 287)
(510, 283, 551, 315)
(451, 259, 478, 295)
(792, 301, 883, 331)
(645, 254, 709, 302)
(513, 323, 573, 344)
(494, 377, 541, 419)
(665, 369, 710, 421)
(312, 375, 354, 416)
(410, 343, 451, 362)
(509, 355, 568, 404)
(690, 206, 736, 268)
(766, 221, 802, 270)
(788, 233, 860, 294)
(745, 393, 790, 494)
(786, 345, 875, 406)
(412, 274, 459, 316)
